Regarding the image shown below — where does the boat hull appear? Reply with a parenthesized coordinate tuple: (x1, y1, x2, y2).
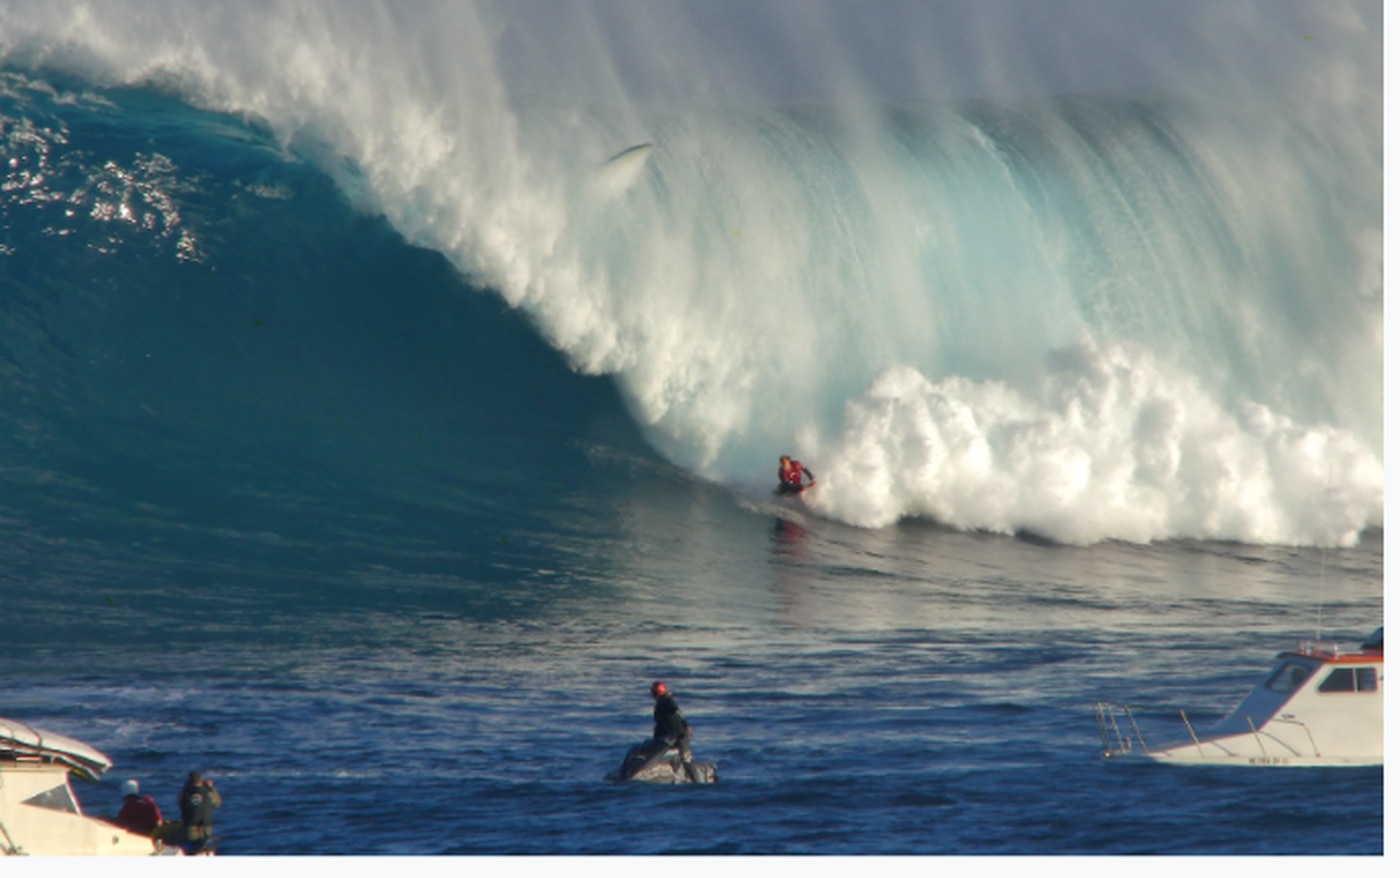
(1106, 742, 1381, 768)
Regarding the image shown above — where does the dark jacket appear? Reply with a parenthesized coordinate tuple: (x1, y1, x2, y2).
(653, 693, 690, 742)
(179, 780, 222, 840)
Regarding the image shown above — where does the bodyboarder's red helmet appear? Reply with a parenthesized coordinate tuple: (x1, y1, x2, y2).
(651, 680, 668, 697)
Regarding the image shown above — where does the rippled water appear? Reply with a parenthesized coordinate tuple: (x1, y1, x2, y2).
(3, 475, 1383, 857)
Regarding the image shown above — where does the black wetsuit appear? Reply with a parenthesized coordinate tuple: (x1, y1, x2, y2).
(653, 693, 688, 740)
(653, 693, 692, 764)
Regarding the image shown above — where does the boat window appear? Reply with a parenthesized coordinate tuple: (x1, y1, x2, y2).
(22, 782, 79, 814)
(1318, 669, 1353, 692)
(1265, 662, 1312, 694)
(1318, 667, 1379, 693)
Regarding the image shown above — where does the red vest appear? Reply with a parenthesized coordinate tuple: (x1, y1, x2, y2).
(781, 461, 805, 485)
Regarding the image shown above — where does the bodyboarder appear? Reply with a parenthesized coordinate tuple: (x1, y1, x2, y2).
(776, 455, 816, 496)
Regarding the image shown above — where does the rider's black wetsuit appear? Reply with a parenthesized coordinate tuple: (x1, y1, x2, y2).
(653, 692, 694, 777)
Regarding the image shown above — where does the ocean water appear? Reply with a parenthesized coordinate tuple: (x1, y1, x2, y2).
(0, 0, 1386, 863)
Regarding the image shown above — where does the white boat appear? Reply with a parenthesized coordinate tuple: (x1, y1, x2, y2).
(1, 716, 179, 856)
(1094, 627, 1383, 767)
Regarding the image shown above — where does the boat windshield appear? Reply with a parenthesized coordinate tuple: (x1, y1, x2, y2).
(1264, 661, 1313, 694)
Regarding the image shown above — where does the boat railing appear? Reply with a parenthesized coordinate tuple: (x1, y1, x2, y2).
(1094, 702, 1207, 757)
(1294, 640, 1343, 659)
(1095, 702, 1320, 760)
(1086, 702, 1220, 761)
(1, 720, 109, 780)
(1245, 715, 1318, 758)
(1093, 702, 1152, 757)
(0, 820, 24, 856)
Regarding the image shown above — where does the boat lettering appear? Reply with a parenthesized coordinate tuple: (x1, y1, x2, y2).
(1248, 756, 1291, 766)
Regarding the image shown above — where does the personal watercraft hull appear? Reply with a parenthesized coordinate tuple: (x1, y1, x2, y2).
(607, 739, 718, 784)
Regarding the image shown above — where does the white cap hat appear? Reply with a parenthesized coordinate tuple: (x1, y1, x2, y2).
(121, 779, 140, 797)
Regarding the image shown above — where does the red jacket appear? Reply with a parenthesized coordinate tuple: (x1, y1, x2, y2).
(781, 460, 807, 485)
(116, 794, 163, 836)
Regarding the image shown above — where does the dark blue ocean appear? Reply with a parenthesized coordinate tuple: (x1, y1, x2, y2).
(0, 0, 1387, 866)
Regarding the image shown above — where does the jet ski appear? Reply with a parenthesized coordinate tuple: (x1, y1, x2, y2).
(606, 738, 718, 784)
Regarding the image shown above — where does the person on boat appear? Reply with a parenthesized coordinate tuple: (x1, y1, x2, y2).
(651, 680, 698, 781)
(178, 771, 222, 854)
(114, 778, 163, 836)
(776, 455, 816, 496)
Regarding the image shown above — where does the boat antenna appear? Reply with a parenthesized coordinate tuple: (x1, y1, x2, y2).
(1315, 545, 1325, 643)
(1313, 468, 1338, 643)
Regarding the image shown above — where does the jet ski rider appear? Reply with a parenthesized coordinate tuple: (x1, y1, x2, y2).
(651, 680, 698, 781)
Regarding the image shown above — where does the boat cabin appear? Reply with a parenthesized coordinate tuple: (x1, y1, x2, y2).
(1, 717, 170, 856)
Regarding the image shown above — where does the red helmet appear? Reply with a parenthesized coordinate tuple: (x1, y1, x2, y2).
(650, 680, 668, 697)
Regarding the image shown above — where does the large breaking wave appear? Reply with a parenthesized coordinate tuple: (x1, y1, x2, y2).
(0, 0, 1382, 545)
